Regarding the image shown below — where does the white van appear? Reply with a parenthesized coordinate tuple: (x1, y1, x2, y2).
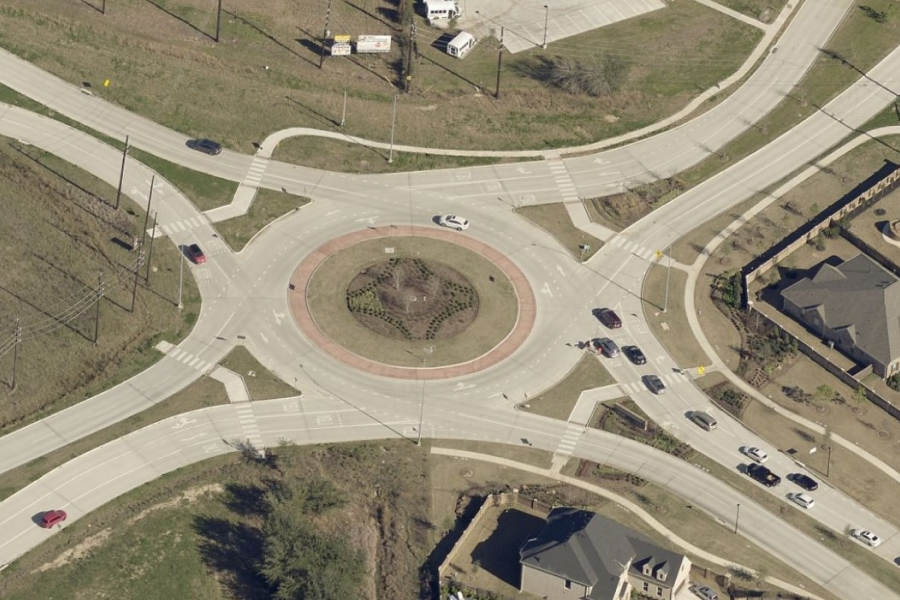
(446, 31, 476, 59)
(424, 0, 460, 21)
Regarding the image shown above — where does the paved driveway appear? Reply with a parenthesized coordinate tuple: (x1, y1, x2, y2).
(457, 0, 666, 54)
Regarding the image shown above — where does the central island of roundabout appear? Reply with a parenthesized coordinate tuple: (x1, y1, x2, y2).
(288, 226, 536, 379)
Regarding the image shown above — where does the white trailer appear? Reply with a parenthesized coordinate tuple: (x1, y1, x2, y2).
(423, 0, 460, 21)
(446, 31, 476, 59)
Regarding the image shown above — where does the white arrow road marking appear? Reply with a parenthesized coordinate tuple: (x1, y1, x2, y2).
(516, 167, 531, 174)
(272, 309, 285, 326)
(354, 216, 378, 225)
(556, 264, 566, 277)
(325, 210, 340, 216)
(259, 332, 269, 344)
(453, 382, 476, 391)
(593, 158, 609, 165)
(541, 282, 554, 298)
(181, 433, 207, 442)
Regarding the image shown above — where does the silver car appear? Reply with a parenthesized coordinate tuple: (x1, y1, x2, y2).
(593, 337, 620, 357)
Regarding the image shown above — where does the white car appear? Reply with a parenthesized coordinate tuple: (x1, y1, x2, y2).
(851, 529, 882, 547)
(789, 492, 815, 509)
(743, 447, 769, 463)
(438, 214, 469, 231)
(690, 584, 719, 600)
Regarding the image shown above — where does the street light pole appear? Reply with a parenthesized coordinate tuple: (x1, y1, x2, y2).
(340, 90, 347, 128)
(388, 94, 398, 164)
(177, 252, 184, 311)
(417, 345, 434, 446)
(663, 243, 672, 312)
(542, 5, 549, 49)
(734, 503, 741, 534)
(115, 135, 129, 210)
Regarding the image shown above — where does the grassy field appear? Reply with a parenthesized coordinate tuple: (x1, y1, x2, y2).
(306, 236, 519, 367)
(219, 345, 299, 400)
(0, 440, 432, 600)
(589, 0, 900, 228)
(641, 264, 710, 369)
(515, 203, 603, 261)
(0, 0, 760, 154)
(215, 189, 310, 251)
(519, 353, 615, 420)
(0, 136, 201, 433)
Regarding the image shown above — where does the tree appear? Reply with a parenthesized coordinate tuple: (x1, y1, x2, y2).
(815, 384, 834, 404)
(532, 55, 628, 97)
(260, 482, 364, 600)
(853, 384, 868, 407)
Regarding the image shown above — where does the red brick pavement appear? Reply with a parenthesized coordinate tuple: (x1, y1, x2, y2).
(288, 226, 536, 380)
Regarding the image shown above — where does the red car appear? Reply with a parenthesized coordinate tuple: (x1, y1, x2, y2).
(40, 509, 67, 528)
(187, 243, 207, 264)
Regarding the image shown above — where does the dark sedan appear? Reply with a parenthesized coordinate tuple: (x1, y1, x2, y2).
(788, 473, 819, 491)
(593, 308, 622, 329)
(623, 346, 646, 365)
(187, 138, 222, 155)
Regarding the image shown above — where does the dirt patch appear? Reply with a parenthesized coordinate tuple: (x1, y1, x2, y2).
(127, 483, 224, 525)
(35, 528, 113, 573)
(347, 258, 478, 340)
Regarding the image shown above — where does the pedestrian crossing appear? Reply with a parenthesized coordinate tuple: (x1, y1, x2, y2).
(547, 158, 580, 204)
(618, 371, 687, 395)
(154, 341, 214, 372)
(151, 216, 207, 237)
(234, 403, 266, 456)
(243, 154, 269, 189)
(554, 422, 585, 459)
(608, 235, 660, 262)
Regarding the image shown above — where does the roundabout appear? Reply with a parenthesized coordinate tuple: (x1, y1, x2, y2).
(288, 226, 536, 379)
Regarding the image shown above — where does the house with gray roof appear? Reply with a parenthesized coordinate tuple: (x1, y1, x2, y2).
(779, 254, 900, 378)
(519, 508, 690, 600)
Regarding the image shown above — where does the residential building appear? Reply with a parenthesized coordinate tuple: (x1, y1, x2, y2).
(780, 254, 900, 377)
(519, 508, 691, 600)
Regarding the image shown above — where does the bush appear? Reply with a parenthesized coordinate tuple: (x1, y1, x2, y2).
(531, 54, 628, 97)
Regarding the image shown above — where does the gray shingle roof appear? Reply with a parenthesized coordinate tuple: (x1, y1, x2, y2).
(520, 508, 685, 598)
(780, 254, 900, 367)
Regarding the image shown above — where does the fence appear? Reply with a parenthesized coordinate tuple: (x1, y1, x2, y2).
(748, 305, 900, 422)
(436, 493, 553, 584)
(741, 162, 900, 299)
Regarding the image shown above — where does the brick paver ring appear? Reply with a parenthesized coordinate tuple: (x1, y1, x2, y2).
(287, 226, 536, 380)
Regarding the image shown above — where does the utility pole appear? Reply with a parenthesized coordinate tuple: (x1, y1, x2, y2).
(340, 91, 347, 128)
(115, 135, 129, 210)
(102, 0, 107, 14)
(542, 5, 549, 49)
(142, 176, 155, 250)
(388, 94, 398, 164)
(495, 27, 504, 99)
(734, 503, 741, 534)
(145, 212, 158, 283)
(94, 271, 104, 345)
(11, 318, 20, 391)
(131, 249, 144, 313)
(319, 0, 332, 69)
(406, 19, 416, 94)
(215, 0, 223, 43)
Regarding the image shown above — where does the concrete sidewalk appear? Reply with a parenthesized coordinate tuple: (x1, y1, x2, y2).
(208, 366, 250, 403)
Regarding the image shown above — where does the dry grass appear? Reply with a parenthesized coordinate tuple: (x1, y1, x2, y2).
(0, 138, 201, 433)
(0, 0, 760, 154)
(214, 188, 310, 251)
(515, 203, 603, 261)
(128, 148, 239, 211)
(219, 345, 300, 400)
(519, 353, 615, 420)
(305, 236, 519, 367)
(641, 264, 710, 368)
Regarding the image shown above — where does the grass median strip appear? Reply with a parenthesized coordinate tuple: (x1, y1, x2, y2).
(128, 148, 238, 211)
(215, 188, 310, 251)
(515, 203, 603, 261)
(519, 354, 615, 420)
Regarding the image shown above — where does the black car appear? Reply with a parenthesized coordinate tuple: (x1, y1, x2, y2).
(593, 308, 622, 329)
(623, 346, 646, 365)
(187, 138, 222, 155)
(788, 473, 819, 491)
(643, 374, 666, 395)
(747, 463, 781, 487)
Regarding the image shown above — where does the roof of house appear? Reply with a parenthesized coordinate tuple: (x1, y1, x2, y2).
(780, 254, 900, 367)
(520, 508, 686, 598)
